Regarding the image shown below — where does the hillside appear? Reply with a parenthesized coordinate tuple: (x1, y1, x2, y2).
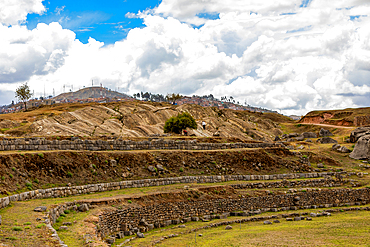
(0, 101, 293, 141)
(53, 86, 131, 101)
(299, 107, 370, 127)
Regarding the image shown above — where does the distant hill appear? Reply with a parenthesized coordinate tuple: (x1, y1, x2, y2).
(299, 107, 370, 126)
(53, 87, 131, 101)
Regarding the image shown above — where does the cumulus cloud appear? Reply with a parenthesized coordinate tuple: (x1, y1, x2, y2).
(0, 0, 370, 115)
(0, 0, 45, 25)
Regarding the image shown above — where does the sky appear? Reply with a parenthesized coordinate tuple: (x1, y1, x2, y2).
(0, 0, 370, 116)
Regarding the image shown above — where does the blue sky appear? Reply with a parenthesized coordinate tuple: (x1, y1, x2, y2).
(26, 0, 161, 44)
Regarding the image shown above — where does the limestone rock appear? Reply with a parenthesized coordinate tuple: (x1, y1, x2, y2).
(350, 135, 370, 160)
(148, 166, 156, 172)
(332, 144, 341, 151)
(78, 204, 89, 212)
(319, 128, 333, 137)
(274, 136, 281, 141)
(317, 163, 324, 168)
(303, 132, 317, 138)
(338, 146, 350, 153)
(294, 135, 305, 141)
(288, 133, 299, 138)
(317, 137, 337, 144)
(350, 127, 370, 143)
(34, 206, 47, 212)
(225, 225, 233, 230)
(59, 226, 68, 231)
(263, 220, 272, 225)
(110, 159, 117, 167)
(137, 232, 145, 238)
(156, 164, 164, 171)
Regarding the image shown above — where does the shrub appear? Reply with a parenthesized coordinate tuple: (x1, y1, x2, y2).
(5, 237, 18, 240)
(179, 167, 184, 172)
(24, 222, 31, 225)
(35, 223, 45, 228)
(34, 178, 39, 184)
(302, 155, 308, 158)
(163, 112, 197, 134)
(92, 164, 96, 169)
(67, 172, 73, 178)
(64, 210, 70, 214)
(128, 200, 132, 204)
(12, 226, 23, 231)
(25, 226, 31, 229)
(26, 181, 32, 190)
(12, 167, 16, 171)
(38, 153, 44, 158)
(9, 174, 13, 179)
(1, 176, 4, 180)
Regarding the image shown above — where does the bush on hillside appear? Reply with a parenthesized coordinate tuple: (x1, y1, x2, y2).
(163, 112, 197, 134)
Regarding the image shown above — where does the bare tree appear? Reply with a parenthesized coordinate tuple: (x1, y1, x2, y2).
(15, 83, 33, 111)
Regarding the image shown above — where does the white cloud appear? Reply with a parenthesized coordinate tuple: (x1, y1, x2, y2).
(0, 0, 45, 25)
(1, 0, 370, 115)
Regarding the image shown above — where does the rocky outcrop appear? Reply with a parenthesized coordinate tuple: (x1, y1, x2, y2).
(319, 128, 333, 137)
(317, 137, 337, 144)
(354, 116, 370, 127)
(303, 132, 317, 138)
(332, 144, 350, 153)
(350, 127, 370, 143)
(350, 135, 370, 160)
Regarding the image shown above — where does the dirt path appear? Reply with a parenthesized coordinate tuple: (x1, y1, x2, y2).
(299, 123, 355, 129)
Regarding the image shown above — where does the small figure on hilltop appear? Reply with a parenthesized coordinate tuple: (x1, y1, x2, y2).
(202, 121, 206, 130)
(183, 129, 188, 136)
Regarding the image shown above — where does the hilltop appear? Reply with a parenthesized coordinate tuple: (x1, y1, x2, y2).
(299, 107, 370, 127)
(53, 86, 131, 102)
(0, 101, 292, 141)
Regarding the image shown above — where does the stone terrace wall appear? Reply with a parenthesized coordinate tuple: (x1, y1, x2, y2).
(230, 178, 345, 189)
(98, 188, 370, 238)
(0, 138, 281, 151)
(0, 172, 348, 210)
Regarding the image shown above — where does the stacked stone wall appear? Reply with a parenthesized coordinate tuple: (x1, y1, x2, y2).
(98, 188, 370, 238)
(0, 138, 281, 151)
(1, 171, 348, 210)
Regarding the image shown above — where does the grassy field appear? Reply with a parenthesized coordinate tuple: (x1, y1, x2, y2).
(128, 210, 370, 247)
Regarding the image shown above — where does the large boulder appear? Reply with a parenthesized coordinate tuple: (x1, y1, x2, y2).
(349, 127, 370, 143)
(288, 133, 300, 138)
(317, 137, 337, 144)
(350, 135, 370, 160)
(338, 146, 350, 153)
(294, 135, 305, 141)
(303, 132, 317, 138)
(319, 128, 333, 137)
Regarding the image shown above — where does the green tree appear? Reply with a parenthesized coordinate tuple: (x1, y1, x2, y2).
(166, 93, 182, 104)
(164, 112, 197, 134)
(15, 83, 33, 111)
